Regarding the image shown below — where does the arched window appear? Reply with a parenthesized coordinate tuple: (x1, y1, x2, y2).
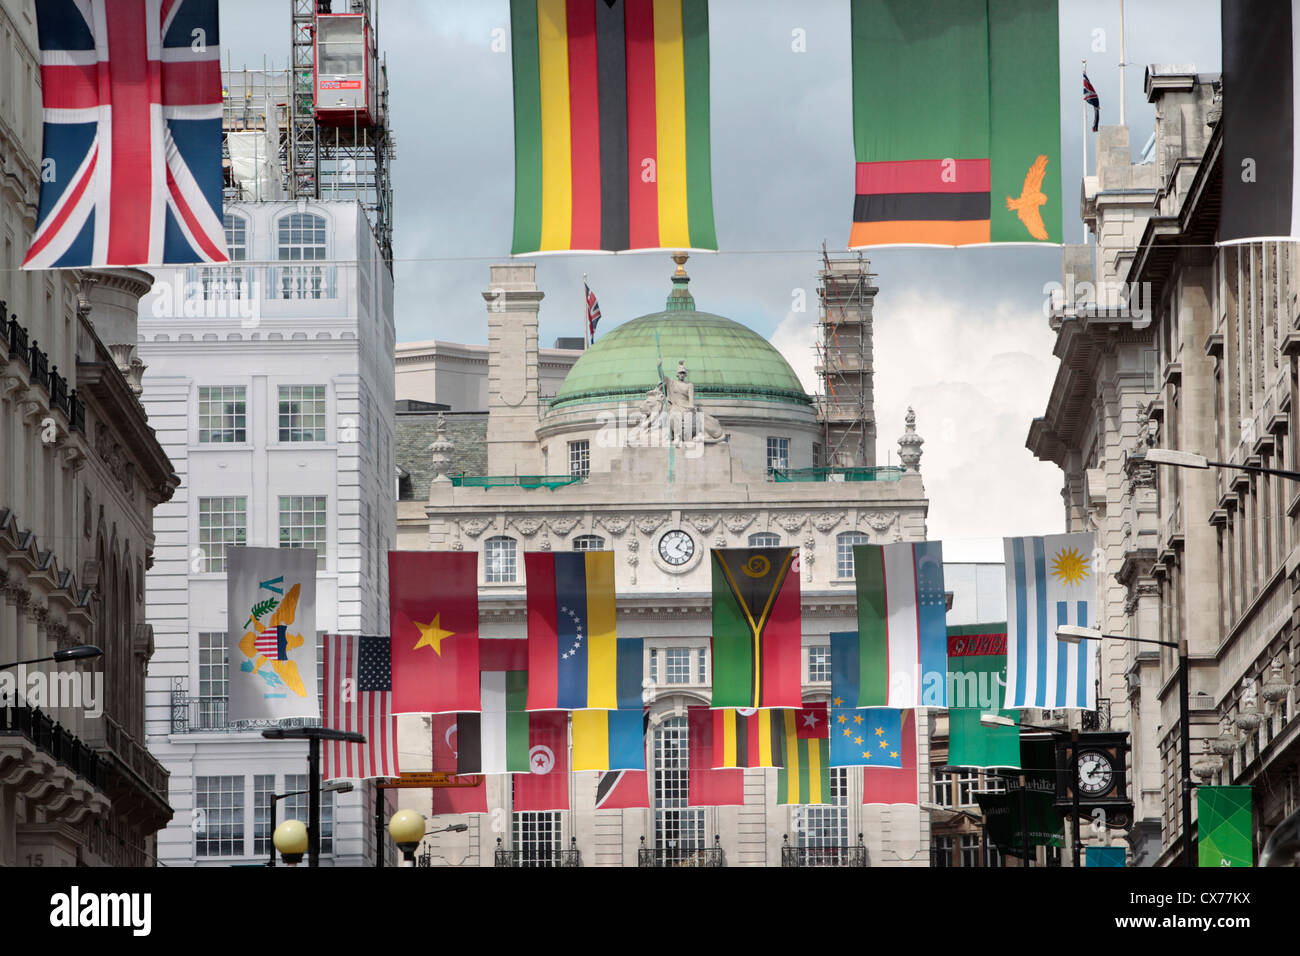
(276, 213, 328, 299)
(652, 715, 704, 863)
(199, 213, 249, 299)
(836, 531, 871, 578)
(748, 532, 780, 547)
(572, 534, 605, 552)
(485, 535, 517, 583)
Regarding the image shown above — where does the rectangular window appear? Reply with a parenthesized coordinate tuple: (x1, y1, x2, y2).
(484, 537, 517, 583)
(278, 385, 327, 442)
(808, 646, 831, 683)
(653, 716, 704, 864)
(198, 386, 247, 442)
(932, 772, 952, 808)
(986, 842, 1003, 868)
(511, 811, 562, 867)
(198, 632, 229, 730)
(198, 497, 247, 573)
(253, 774, 275, 857)
(279, 495, 328, 570)
(697, 648, 707, 684)
(960, 833, 981, 868)
(664, 647, 691, 684)
(957, 769, 979, 807)
(568, 440, 590, 478)
(285, 773, 334, 855)
(837, 532, 870, 578)
(648, 648, 657, 683)
(983, 772, 1007, 793)
(931, 836, 953, 868)
(195, 776, 244, 857)
(767, 436, 790, 472)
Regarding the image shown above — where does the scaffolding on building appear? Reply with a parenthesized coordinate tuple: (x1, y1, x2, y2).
(814, 244, 879, 468)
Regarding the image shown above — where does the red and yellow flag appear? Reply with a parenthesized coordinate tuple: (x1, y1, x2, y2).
(510, 0, 716, 253)
(389, 552, 480, 714)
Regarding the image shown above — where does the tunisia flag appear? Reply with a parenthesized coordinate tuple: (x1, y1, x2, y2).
(513, 711, 569, 811)
(390, 552, 479, 713)
(429, 713, 487, 815)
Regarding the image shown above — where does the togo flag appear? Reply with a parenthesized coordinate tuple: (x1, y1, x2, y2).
(1004, 533, 1096, 709)
(776, 707, 831, 805)
(853, 541, 948, 707)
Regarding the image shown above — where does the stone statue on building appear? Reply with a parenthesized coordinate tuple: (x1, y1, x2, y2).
(654, 359, 725, 445)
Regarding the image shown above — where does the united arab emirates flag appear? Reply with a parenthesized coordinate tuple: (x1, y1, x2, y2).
(510, 0, 716, 253)
(389, 552, 480, 714)
(455, 639, 530, 775)
(1221, 1, 1300, 242)
(850, 0, 1061, 247)
(947, 623, 1021, 769)
(710, 548, 802, 709)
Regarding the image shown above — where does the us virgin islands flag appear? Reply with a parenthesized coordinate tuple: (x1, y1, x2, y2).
(1003, 533, 1096, 710)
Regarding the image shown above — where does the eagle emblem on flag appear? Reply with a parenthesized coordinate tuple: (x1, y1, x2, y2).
(24, 0, 228, 269)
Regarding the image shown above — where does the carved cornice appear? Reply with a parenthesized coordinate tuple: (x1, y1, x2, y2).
(458, 517, 492, 539)
(506, 515, 544, 537)
(810, 511, 845, 533)
(546, 515, 580, 536)
(687, 513, 719, 534)
(721, 512, 756, 534)
(773, 512, 807, 533)
(594, 514, 631, 536)
(859, 511, 897, 533)
(635, 514, 669, 535)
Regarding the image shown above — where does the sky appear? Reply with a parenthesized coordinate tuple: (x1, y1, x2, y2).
(219, 0, 1222, 560)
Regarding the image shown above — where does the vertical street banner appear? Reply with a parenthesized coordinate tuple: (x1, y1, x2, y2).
(322, 634, 399, 780)
(852, 541, 948, 707)
(979, 737, 1065, 856)
(227, 547, 317, 722)
(776, 706, 832, 805)
(595, 769, 650, 810)
(430, 713, 488, 814)
(456, 639, 530, 775)
(25, 0, 229, 268)
(710, 547, 803, 709)
(1198, 786, 1254, 867)
(849, 0, 1061, 247)
(510, 0, 716, 253)
(389, 551, 480, 714)
(513, 710, 571, 811)
(828, 630, 908, 768)
(573, 708, 647, 771)
(947, 622, 1021, 768)
(710, 707, 786, 769)
(1219, 0, 1300, 243)
(1004, 533, 1096, 709)
(686, 705, 745, 806)
(861, 709, 919, 805)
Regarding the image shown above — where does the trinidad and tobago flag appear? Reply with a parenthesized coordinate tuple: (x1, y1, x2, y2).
(24, 0, 228, 269)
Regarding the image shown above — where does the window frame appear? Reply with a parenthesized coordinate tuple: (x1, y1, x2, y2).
(484, 535, 518, 583)
(836, 531, 871, 579)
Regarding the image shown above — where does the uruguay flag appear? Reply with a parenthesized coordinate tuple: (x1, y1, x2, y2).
(1003, 533, 1096, 709)
(525, 551, 639, 710)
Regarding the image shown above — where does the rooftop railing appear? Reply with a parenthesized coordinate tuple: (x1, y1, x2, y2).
(768, 465, 905, 483)
(449, 474, 584, 490)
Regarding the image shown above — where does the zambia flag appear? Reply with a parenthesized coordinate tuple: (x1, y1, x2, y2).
(710, 548, 802, 709)
(849, 0, 1061, 246)
(510, 0, 716, 253)
(777, 706, 831, 805)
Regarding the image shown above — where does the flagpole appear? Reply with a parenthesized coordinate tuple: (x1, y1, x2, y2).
(583, 272, 589, 350)
(1118, 0, 1126, 127)
(1082, 58, 1089, 244)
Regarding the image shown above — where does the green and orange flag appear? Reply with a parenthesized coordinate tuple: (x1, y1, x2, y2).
(849, 0, 1061, 247)
(509, 0, 716, 253)
(710, 548, 802, 709)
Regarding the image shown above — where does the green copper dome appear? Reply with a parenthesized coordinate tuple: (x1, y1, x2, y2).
(549, 259, 811, 411)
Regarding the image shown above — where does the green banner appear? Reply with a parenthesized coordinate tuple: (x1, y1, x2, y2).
(1199, 786, 1253, 867)
(947, 623, 1020, 768)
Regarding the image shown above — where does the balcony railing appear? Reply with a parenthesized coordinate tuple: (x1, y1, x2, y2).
(780, 834, 868, 867)
(169, 692, 322, 734)
(1, 704, 108, 790)
(100, 714, 170, 797)
(637, 834, 725, 867)
(449, 474, 585, 490)
(493, 837, 582, 867)
(1081, 698, 1112, 732)
(768, 466, 905, 483)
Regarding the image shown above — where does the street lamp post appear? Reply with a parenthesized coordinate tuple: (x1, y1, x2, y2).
(979, 716, 1080, 866)
(267, 780, 353, 867)
(1058, 624, 1194, 867)
(1144, 447, 1300, 483)
(385, 810, 469, 866)
(261, 727, 365, 867)
(0, 645, 103, 670)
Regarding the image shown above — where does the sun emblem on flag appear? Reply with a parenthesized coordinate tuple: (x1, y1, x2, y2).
(1050, 547, 1089, 586)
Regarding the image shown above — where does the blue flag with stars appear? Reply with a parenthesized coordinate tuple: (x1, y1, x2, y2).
(829, 631, 905, 767)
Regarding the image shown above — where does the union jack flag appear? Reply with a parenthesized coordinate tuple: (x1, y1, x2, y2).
(24, 0, 228, 269)
(585, 280, 601, 342)
(1083, 72, 1101, 132)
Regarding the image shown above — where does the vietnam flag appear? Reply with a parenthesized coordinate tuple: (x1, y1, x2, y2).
(389, 552, 480, 714)
(686, 706, 744, 806)
(513, 711, 570, 811)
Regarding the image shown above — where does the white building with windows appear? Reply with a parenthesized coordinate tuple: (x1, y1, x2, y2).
(395, 257, 936, 867)
(138, 199, 395, 866)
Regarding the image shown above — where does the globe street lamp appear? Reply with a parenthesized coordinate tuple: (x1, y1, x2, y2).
(260, 727, 366, 867)
(266, 780, 353, 867)
(1057, 624, 1194, 867)
(386, 809, 469, 866)
(273, 819, 308, 866)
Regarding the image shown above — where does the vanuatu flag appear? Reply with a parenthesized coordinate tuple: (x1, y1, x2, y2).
(526, 551, 637, 710)
(849, 0, 1061, 247)
(776, 706, 831, 805)
(389, 552, 479, 714)
(510, 0, 716, 253)
(710, 548, 802, 709)
(711, 708, 785, 769)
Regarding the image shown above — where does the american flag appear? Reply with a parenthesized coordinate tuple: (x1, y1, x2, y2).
(24, 0, 228, 269)
(254, 624, 287, 661)
(322, 634, 399, 780)
(1083, 72, 1101, 132)
(585, 281, 601, 342)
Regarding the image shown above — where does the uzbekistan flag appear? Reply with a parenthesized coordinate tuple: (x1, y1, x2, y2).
(710, 708, 785, 769)
(526, 551, 635, 710)
(710, 547, 803, 709)
(852, 541, 948, 707)
(509, 0, 716, 253)
(687, 705, 744, 806)
(862, 709, 918, 806)
(573, 708, 646, 771)
(389, 552, 480, 714)
(1004, 533, 1096, 710)
(849, 0, 1061, 247)
(776, 706, 831, 805)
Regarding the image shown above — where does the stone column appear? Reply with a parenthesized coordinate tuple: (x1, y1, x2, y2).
(0, 579, 18, 668)
(483, 264, 543, 475)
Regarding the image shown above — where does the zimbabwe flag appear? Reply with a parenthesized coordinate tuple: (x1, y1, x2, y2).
(710, 708, 784, 769)
(710, 548, 802, 709)
(849, 0, 1061, 247)
(510, 0, 716, 253)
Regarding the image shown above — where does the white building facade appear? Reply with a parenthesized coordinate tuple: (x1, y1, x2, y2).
(139, 199, 396, 866)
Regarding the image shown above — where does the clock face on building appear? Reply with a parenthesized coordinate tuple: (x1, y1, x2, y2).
(1077, 750, 1115, 796)
(658, 530, 695, 566)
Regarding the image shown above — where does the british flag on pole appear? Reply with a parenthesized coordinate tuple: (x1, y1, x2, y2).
(24, 0, 228, 269)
